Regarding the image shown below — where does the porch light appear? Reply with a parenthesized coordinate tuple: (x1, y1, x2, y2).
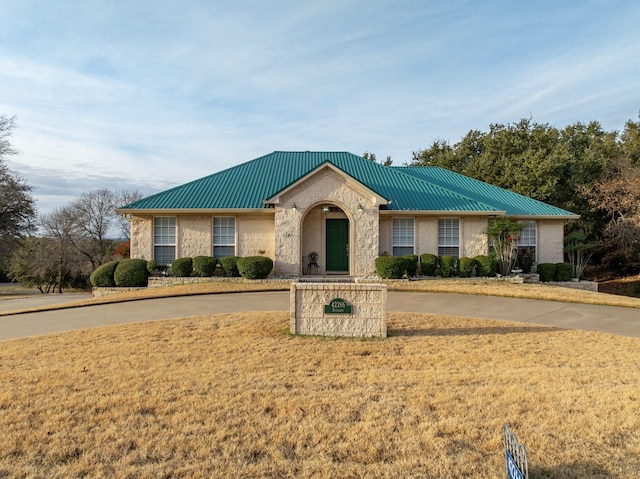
(322, 205, 330, 213)
(292, 203, 297, 211)
(357, 204, 364, 213)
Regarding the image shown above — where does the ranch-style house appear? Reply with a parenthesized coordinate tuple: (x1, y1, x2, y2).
(117, 151, 578, 276)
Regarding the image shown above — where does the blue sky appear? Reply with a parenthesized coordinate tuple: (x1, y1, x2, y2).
(1, 0, 639, 214)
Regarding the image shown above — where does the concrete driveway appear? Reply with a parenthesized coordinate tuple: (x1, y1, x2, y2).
(1, 291, 639, 341)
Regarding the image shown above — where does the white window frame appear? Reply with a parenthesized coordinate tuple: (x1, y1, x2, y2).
(213, 217, 236, 259)
(438, 218, 460, 257)
(153, 216, 176, 265)
(518, 221, 537, 262)
(392, 218, 415, 256)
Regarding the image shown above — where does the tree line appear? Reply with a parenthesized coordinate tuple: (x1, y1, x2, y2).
(0, 114, 142, 292)
(411, 116, 640, 271)
(1, 113, 639, 292)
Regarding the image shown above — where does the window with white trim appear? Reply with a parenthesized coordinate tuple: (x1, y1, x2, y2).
(392, 218, 414, 256)
(153, 217, 176, 265)
(518, 221, 537, 261)
(438, 218, 460, 257)
(213, 217, 236, 258)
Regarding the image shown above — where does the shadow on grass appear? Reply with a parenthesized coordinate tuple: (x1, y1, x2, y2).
(529, 461, 615, 479)
(389, 325, 563, 337)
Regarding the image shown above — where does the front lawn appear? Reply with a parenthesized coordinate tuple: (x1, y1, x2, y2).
(1, 312, 638, 478)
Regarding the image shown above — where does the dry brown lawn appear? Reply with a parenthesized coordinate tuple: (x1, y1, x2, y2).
(1, 312, 639, 478)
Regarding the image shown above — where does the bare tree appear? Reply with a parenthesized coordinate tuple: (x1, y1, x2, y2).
(0, 115, 36, 268)
(113, 189, 143, 241)
(40, 207, 81, 293)
(64, 188, 143, 269)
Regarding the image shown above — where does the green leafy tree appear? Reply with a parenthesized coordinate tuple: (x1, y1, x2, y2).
(362, 151, 392, 166)
(411, 116, 638, 255)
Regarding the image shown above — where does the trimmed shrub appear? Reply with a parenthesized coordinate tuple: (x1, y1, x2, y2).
(555, 262, 573, 282)
(220, 256, 241, 277)
(193, 256, 217, 277)
(537, 263, 556, 282)
(237, 256, 273, 279)
(474, 255, 496, 277)
(90, 260, 120, 287)
(375, 256, 407, 279)
(458, 257, 476, 278)
(172, 257, 193, 277)
(439, 255, 456, 278)
(420, 254, 438, 276)
(146, 260, 157, 274)
(114, 259, 149, 287)
(403, 254, 419, 277)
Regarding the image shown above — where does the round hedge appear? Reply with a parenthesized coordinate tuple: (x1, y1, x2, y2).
(375, 256, 407, 279)
(220, 256, 241, 277)
(420, 254, 438, 276)
(537, 263, 556, 282)
(114, 259, 149, 287)
(458, 257, 476, 278)
(237, 256, 273, 279)
(90, 260, 120, 287)
(439, 255, 456, 278)
(172, 257, 193, 277)
(193, 256, 217, 277)
(403, 255, 419, 277)
(555, 262, 573, 282)
(473, 255, 496, 277)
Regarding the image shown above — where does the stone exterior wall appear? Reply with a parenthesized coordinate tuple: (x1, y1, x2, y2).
(382, 216, 488, 259)
(378, 216, 392, 255)
(417, 217, 438, 256)
(180, 215, 212, 258)
(238, 215, 275, 257)
(302, 208, 324, 265)
(538, 220, 565, 263)
(290, 282, 387, 337)
(461, 217, 488, 258)
(130, 215, 153, 261)
(274, 167, 380, 276)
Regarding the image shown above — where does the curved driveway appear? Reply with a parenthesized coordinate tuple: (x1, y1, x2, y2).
(1, 291, 640, 341)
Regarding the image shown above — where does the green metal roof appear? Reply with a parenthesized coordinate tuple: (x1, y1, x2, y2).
(398, 166, 577, 216)
(119, 151, 577, 217)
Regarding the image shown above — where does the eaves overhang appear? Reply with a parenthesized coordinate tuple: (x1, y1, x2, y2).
(506, 213, 581, 220)
(115, 208, 275, 216)
(378, 210, 507, 216)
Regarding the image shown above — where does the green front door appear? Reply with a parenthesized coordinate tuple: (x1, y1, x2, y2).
(326, 219, 349, 272)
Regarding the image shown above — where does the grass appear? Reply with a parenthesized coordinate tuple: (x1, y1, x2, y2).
(1, 312, 639, 478)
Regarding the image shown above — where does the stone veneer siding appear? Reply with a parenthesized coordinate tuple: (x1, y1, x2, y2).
(180, 215, 212, 258)
(274, 167, 380, 276)
(290, 282, 387, 337)
(537, 220, 565, 264)
(130, 215, 153, 261)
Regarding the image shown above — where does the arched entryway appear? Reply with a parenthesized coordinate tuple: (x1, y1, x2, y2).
(301, 203, 352, 275)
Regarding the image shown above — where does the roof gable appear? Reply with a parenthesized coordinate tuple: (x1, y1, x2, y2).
(265, 161, 389, 206)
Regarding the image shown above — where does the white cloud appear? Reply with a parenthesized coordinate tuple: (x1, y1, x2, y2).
(1, 0, 639, 214)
